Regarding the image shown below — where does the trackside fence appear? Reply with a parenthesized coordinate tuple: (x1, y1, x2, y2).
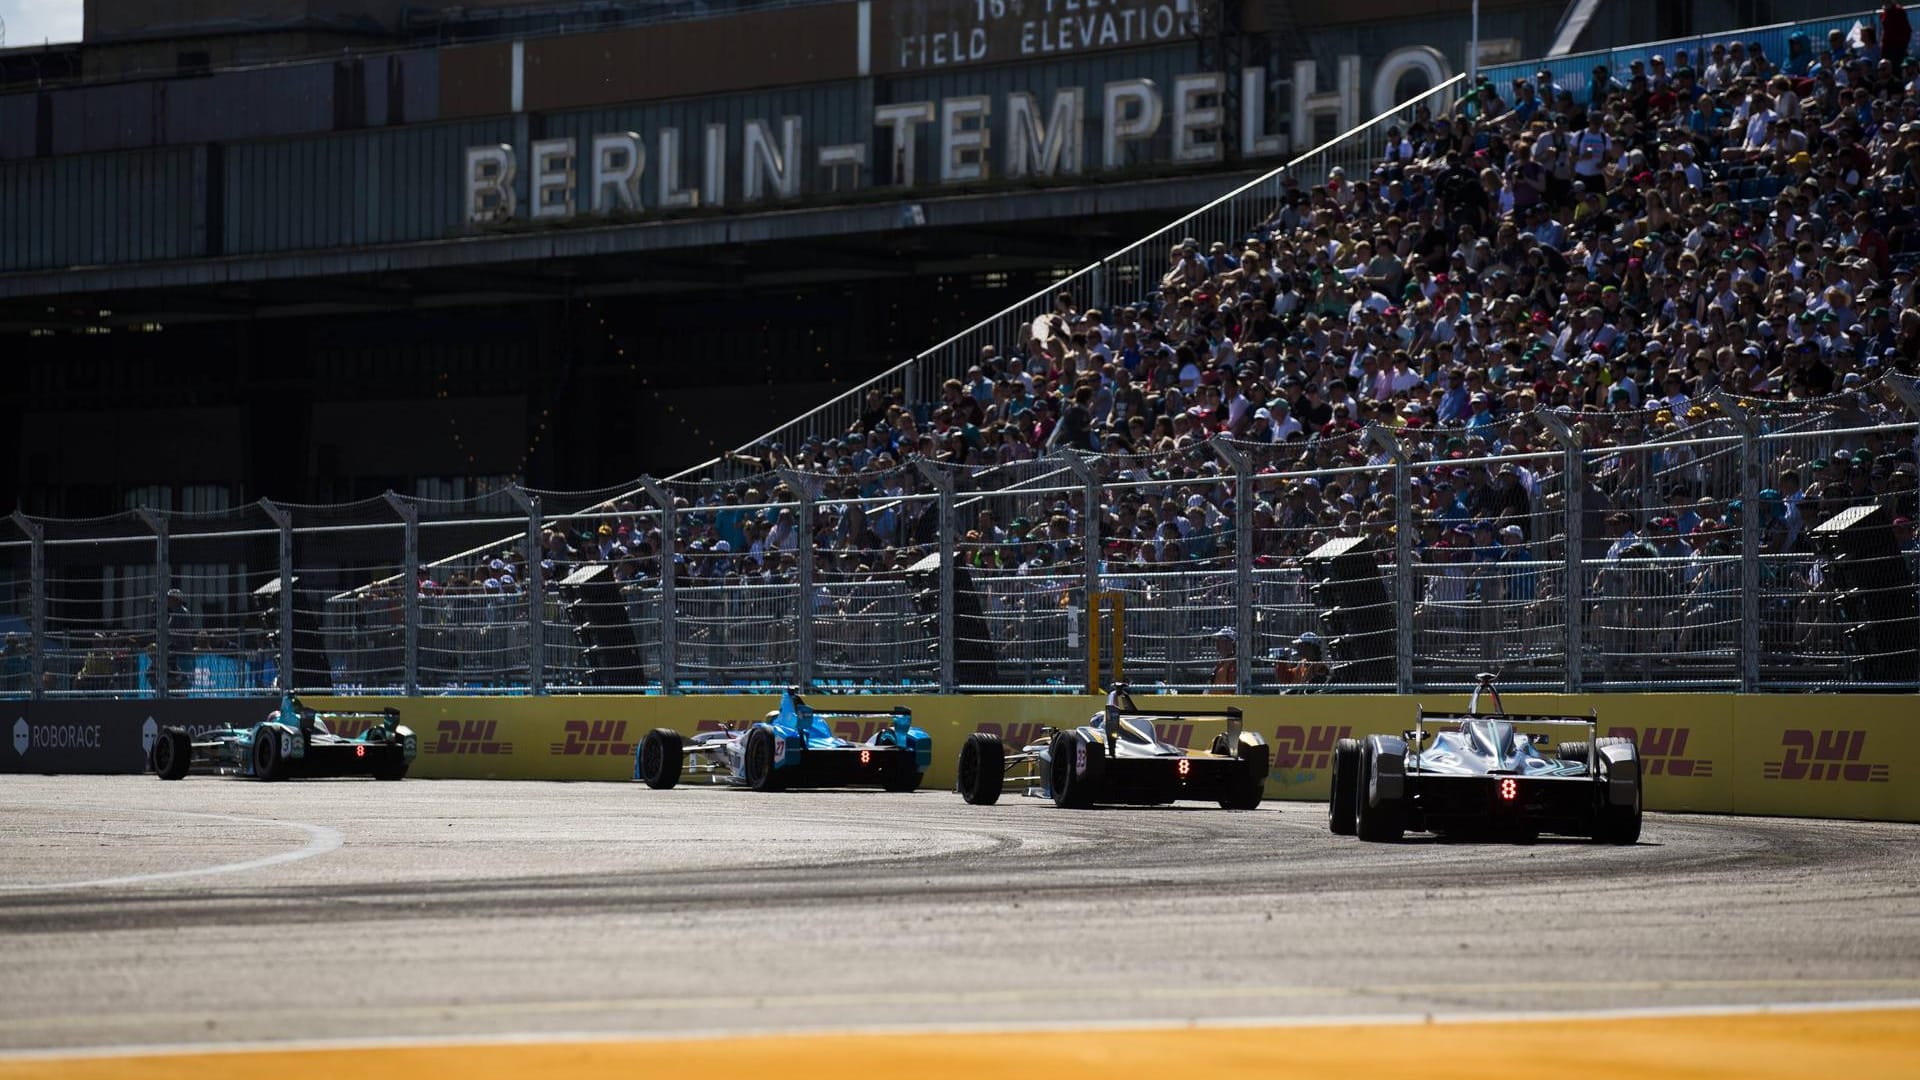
(5, 383, 1916, 699)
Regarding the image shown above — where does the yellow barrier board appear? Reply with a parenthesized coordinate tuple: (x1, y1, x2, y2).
(1728, 698, 1917, 822)
(305, 693, 1916, 822)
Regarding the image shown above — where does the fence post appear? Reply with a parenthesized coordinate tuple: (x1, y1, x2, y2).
(1208, 437, 1254, 695)
(136, 510, 170, 699)
(913, 460, 957, 693)
(258, 500, 295, 693)
(638, 477, 677, 694)
(506, 486, 544, 695)
(1884, 376, 1920, 691)
(1720, 399, 1762, 692)
(11, 512, 45, 700)
(1536, 409, 1583, 691)
(1366, 425, 1414, 694)
(779, 469, 817, 690)
(382, 492, 420, 696)
(1053, 449, 1101, 691)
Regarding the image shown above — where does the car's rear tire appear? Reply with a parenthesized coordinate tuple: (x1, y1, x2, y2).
(1558, 741, 1592, 764)
(957, 733, 1005, 805)
(1594, 749, 1643, 845)
(1219, 742, 1268, 810)
(1328, 737, 1361, 835)
(1051, 732, 1103, 809)
(152, 727, 192, 781)
(883, 748, 923, 792)
(639, 728, 683, 790)
(744, 727, 787, 792)
(372, 751, 409, 781)
(253, 729, 285, 781)
(1355, 744, 1404, 842)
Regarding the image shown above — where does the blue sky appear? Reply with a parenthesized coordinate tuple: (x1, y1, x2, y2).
(0, 0, 83, 47)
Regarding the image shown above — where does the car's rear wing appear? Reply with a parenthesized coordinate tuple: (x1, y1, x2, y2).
(1102, 683, 1243, 759)
(282, 694, 401, 734)
(1416, 689, 1598, 773)
(781, 687, 912, 737)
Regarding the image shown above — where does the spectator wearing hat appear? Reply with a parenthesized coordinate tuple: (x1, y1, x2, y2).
(1274, 631, 1330, 686)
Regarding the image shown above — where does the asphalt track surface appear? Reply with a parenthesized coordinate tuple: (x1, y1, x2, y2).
(0, 777, 1916, 1056)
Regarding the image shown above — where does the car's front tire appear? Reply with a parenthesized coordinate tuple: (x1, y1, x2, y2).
(744, 727, 787, 792)
(253, 730, 285, 781)
(151, 727, 191, 781)
(1051, 732, 1103, 809)
(957, 733, 1005, 805)
(639, 728, 683, 790)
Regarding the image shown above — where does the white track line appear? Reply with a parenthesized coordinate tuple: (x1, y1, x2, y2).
(0, 807, 343, 892)
(2, 996, 1915, 1062)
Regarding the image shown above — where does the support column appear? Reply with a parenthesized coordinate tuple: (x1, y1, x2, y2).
(11, 513, 45, 700)
(382, 493, 420, 696)
(779, 470, 818, 690)
(1054, 449, 1103, 691)
(1209, 437, 1254, 694)
(1366, 425, 1414, 694)
(914, 461, 957, 693)
(1537, 409, 1584, 691)
(638, 477, 678, 694)
(506, 486, 545, 694)
(136, 510, 170, 699)
(258, 500, 295, 693)
(1718, 398, 1762, 692)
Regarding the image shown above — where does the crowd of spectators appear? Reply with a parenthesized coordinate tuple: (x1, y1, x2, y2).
(395, 10, 1920, 686)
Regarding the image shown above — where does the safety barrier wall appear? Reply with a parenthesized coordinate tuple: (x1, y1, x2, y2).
(273, 692, 1916, 823)
(11, 692, 1908, 822)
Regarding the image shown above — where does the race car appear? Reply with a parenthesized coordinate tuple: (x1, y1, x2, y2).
(634, 687, 931, 792)
(1327, 673, 1641, 843)
(150, 695, 415, 781)
(955, 684, 1269, 809)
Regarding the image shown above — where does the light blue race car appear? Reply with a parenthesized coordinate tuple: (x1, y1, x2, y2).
(634, 687, 931, 792)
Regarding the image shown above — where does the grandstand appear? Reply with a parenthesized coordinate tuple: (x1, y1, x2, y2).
(5, 6, 1919, 700)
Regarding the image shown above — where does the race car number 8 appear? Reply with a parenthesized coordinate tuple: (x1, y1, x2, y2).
(1500, 779, 1517, 801)
(860, 749, 871, 765)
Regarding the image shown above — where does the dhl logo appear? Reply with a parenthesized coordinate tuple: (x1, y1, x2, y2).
(550, 720, 634, 756)
(833, 720, 886, 743)
(1272, 725, 1352, 771)
(1607, 726, 1713, 778)
(1763, 730, 1891, 783)
(430, 719, 514, 756)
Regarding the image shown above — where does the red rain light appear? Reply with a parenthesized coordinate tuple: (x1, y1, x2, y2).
(1177, 759, 1191, 777)
(1500, 778, 1517, 800)
(356, 745, 366, 758)
(860, 749, 871, 765)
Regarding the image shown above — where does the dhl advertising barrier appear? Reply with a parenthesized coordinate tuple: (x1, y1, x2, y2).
(302, 692, 1918, 822)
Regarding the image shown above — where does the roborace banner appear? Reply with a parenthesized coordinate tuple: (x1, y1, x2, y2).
(0, 701, 269, 775)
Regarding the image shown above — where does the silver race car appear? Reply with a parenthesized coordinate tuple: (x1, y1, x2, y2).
(1328, 673, 1641, 843)
(956, 684, 1269, 809)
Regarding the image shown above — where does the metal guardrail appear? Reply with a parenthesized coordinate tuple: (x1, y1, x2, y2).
(3, 388, 1916, 699)
(1481, 7, 1883, 99)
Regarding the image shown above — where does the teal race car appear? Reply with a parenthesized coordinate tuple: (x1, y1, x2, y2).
(149, 694, 415, 781)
